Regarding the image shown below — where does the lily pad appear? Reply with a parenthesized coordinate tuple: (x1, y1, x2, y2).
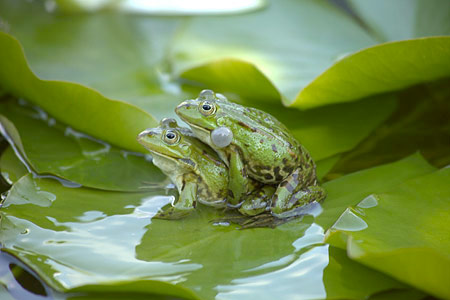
(0, 32, 156, 153)
(326, 168, 450, 299)
(0, 153, 437, 299)
(0, 98, 166, 191)
(291, 37, 450, 109)
(317, 152, 436, 229)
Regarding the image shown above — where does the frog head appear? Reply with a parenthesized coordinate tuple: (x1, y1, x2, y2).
(175, 90, 233, 149)
(137, 118, 195, 163)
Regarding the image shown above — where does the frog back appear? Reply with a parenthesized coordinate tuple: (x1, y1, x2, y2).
(218, 102, 314, 184)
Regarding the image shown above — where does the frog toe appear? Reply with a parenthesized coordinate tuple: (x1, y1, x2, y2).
(154, 206, 193, 220)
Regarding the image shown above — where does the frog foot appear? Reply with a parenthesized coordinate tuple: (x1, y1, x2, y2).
(238, 185, 275, 216)
(271, 185, 326, 218)
(239, 213, 297, 229)
(154, 206, 194, 220)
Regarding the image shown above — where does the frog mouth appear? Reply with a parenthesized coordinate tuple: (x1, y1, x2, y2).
(186, 122, 211, 133)
(150, 151, 179, 163)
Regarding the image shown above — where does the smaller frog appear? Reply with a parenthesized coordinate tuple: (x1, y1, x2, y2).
(137, 118, 274, 219)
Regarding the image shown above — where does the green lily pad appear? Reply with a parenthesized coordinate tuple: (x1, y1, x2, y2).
(0, 153, 437, 299)
(0, 174, 199, 299)
(326, 168, 450, 299)
(317, 152, 436, 229)
(0, 98, 166, 191)
(0, 1, 189, 121)
(291, 37, 450, 109)
(0, 32, 156, 153)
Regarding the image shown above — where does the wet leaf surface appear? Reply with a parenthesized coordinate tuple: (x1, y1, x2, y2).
(0, 154, 435, 299)
(326, 167, 450, 299)
(0, 98, 166, 191)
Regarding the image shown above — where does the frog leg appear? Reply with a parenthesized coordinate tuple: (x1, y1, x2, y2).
(155, 179, 197, 220)
(227, 148, 250, 206)
(271, 168, 326, 218)
(239, 185, 275, 216)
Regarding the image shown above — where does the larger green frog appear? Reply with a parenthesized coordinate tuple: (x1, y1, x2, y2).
(137, 118, 274, 219)
(175, 90, 326, 218)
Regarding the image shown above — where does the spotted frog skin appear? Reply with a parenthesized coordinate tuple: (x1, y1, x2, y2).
(175, 90, 326, 218)
(137, 118, 274, 219)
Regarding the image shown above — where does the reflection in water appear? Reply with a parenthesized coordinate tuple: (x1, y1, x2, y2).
(216, 245, 328, 300)
(292, 223, 325, 250)
(215, 222, 328, 300)
(3, 195, 201, 289)
(0, 251, 54, 300)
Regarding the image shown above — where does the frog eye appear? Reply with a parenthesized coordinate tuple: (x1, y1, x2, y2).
(199, 101, 216, 116)
(163, 130, 180, 145)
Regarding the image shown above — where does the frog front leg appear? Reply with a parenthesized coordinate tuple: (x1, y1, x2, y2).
(155, 178, 197, 219)
(271, 168, 326, 218)
(227, 148, 250, 206)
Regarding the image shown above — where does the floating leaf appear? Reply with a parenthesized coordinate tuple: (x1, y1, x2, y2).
(291, 37, 450, 109)
(326, 168, 450, 299)
(317, 153, 436, 229)
(0, 32, 156, 153)
(0, 98, 166, 191)
(0, 154, 437, 299)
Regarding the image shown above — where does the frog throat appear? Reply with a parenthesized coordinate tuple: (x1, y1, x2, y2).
(211, 127, 233, 148)
(184, 122, 213, 146)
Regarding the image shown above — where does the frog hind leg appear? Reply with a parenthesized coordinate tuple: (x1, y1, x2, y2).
(270, 168, 326, 218)
(238, 185, 275, 216)
(154, 178, 197, 220)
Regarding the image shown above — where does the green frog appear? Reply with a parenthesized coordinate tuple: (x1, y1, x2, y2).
(175, 90, 326, 218)
(137, 118, 274, 219)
